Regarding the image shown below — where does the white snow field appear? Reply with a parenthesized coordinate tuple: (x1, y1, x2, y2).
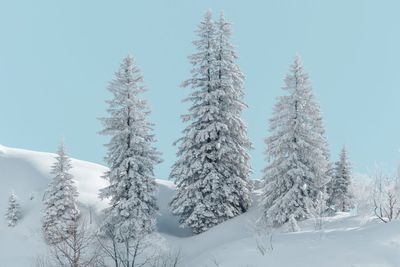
(0, 145, 400, 267)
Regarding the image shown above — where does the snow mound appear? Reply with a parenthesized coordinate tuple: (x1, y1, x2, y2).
(0, 145, 400, 266)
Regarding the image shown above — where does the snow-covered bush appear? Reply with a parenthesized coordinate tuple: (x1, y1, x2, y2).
(5, 192, 21, 227)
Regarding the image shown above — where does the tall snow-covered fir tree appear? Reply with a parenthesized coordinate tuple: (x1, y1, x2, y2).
(261, 56, 331, 227)
(170, 11, 252, 234)
(327, 146, 353, 212)
(5, 192, 21, 227)
(99, 55, 162, 244)
(42, 141, 79, 243)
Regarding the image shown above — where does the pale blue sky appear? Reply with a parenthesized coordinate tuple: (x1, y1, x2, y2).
(0, 0, 399, 179)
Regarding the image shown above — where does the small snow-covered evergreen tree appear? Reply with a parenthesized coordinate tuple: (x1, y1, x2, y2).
(261, 56, 330, 227)
(170, 11, 252, 234)
(98, 55, 161, 261)
(42, 141, 79, 243)
(327, 146, 353, 212)
(5, 192, 21, 227)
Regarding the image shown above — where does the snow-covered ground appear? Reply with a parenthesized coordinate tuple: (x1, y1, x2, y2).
(0, 145, 399, 267)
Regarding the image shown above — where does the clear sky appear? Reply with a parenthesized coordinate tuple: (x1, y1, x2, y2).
(1, 0, 399, 179)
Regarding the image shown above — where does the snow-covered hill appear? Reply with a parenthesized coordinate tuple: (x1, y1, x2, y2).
(0, 145, 400, 267)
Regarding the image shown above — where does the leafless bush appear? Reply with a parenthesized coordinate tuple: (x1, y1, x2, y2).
(150, 249, 182, 267)
(253, 219, 273, 256)
(34, 255, 51, 267)
(372, 168, 400, 223)
(310, 191, 328, 230)
(351, 174, 374, 217)
(97, 222, 165, 267)
(36, 219, 104, 267)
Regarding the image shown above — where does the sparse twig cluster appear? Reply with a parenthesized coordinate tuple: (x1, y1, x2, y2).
(372, 168, 400, 223)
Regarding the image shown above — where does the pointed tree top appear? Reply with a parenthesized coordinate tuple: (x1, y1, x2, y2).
(218, 10, 232, 33)
(57, 138, 66, 156)
(205, 9, 213, 19)
(9, 190, 17, 199)
(119, 55, 136, 75)
(340, 145, 349, 161)
(293, 53, 304, 70)
(283, 54, 311, 93)
(123, 54, 134, 65)
(219, 10, 225, 21)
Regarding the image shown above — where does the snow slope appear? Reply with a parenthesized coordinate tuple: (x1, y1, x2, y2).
(0, 145, 400, 267)
(0, 145, 109, 265)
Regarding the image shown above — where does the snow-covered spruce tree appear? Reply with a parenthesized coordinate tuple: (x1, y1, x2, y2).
(261, 56, 331, 227)
(327, 146, 353, 212)
(170, 11, 252, 234)
(98, 55, 162, 265)
(5, 192, 21, 227)
(42, 142, 79, 243)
